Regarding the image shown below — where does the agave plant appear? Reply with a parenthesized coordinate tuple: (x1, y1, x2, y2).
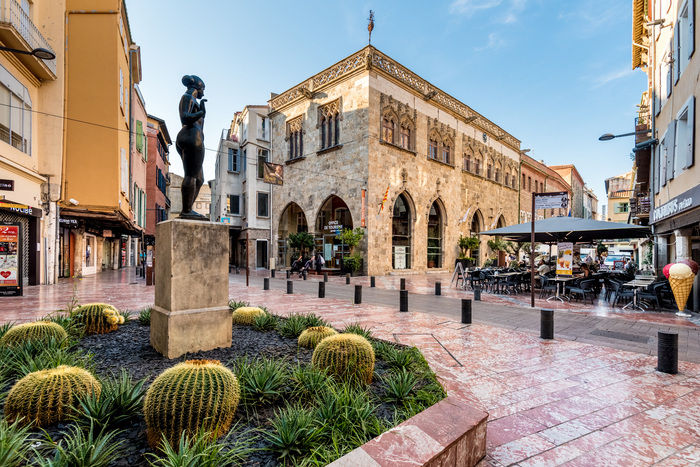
(0, 418, 36, 467)
(34, 423, 124, 467)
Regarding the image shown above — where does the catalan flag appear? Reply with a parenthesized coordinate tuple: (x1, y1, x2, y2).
(380, 185, 390, 213)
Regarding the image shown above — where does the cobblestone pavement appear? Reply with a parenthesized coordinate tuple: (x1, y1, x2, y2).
(4, 269, 700, 465)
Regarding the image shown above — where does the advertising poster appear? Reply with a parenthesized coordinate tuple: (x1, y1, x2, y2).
(556, 242, 573, 275)
(263, 162, 284, 186)
(0, 224, 20, 294)
(394, 246, 407, 269)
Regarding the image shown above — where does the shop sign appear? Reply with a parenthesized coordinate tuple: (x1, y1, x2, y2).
(86, 226, 101, 236)
(556, 242, 573, 276)
(361, 189, 366, 228)
(103, 230, 112, 238)
(324, 220, 343, 234)
(651, 184, 700, 224)
(146, 250, 153, 267)
(0, 200, 42, 218)
(0, 223, 21, 296)
(0, 179, 13, 191)
(394, 246, 407, 269)
(263, 162, 284, 186)
(221, 217, 231, 225)
(59, 218, 79, 228)
(535, 192, 569, 211)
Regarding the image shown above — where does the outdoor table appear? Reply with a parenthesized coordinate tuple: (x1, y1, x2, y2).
(622, 279, 655, 310)
(547, 276, 577, 302)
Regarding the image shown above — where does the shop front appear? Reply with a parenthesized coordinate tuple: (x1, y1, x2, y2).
(0, 200, 42, 286)
(58, 218, 78, 278)
(314, 196, 352, 270)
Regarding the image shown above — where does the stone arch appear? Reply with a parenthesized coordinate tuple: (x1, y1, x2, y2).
(427, 198, 446, 269)
(313, 194, 354, 270)
(392, 191, 415, 270)
(428, 127, 443, 144)
(278, 202, 310, 267)
(469, 209, 484, 235)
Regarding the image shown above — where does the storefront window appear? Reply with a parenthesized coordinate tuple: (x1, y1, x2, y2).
(427, 202, 442, 268)
(278, 203, 308, 267)
(315, 196, 353, 269)
(392, 194, 411, 269)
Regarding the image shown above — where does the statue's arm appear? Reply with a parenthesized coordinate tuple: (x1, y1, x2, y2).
(179, 94, 205, 125)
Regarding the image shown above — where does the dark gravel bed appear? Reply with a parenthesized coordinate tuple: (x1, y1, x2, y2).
(3, 321, 434, 466)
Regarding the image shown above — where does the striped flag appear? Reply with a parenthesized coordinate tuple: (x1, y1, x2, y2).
(379, 185, 390, 213)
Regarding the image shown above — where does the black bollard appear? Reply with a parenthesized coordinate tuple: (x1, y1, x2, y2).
(541, 309, 554, 340)
(271, 269, 275, 278)
(286, 270, 290, 279)
(264, 278, 269, 290)
(346, 274, 351, 285)
(371, 276, 376, 288)
(474, 285, 481, 301)
(400, 290, 408, 312)
(355, 285, 362, 304)
(324, 272, 328, 282)
(236, 266, 240, 274)
(657, 332, 678, 374)
(400, 278, 406, 290)
(435, 281, 441, 296)
(319, 281, 325, 298)
(287, 280, 293, 294)
(303, 270, 307, 280)
(461, 299, 472, 324)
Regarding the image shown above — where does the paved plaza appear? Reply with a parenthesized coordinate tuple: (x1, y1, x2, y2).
(3, 270, 700, 465)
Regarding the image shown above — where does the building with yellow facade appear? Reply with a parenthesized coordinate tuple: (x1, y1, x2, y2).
(0, 0, 64, 291)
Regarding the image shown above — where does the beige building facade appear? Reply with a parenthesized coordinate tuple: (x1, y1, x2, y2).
(269, 47, 521, 275)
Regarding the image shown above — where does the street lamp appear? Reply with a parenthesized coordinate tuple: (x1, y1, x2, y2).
(0, 45, 56, 61)
(598, 129, 651, 141)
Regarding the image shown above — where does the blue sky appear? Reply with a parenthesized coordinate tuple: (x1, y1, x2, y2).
(128, 0, 646, 212)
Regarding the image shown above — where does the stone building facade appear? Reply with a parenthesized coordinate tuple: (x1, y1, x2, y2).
(519, 155, 572, 223)
(549, 165, 585, 218)
(268, 47, 521, 275)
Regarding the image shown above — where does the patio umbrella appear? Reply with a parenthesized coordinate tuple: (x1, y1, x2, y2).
(479, 216, 651, 243)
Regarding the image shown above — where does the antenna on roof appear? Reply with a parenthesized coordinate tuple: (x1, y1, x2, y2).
(368, 10, 375, 45)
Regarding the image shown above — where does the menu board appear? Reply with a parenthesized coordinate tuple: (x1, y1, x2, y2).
(556, 242, 573, 276)
(0, 224, 21, 295)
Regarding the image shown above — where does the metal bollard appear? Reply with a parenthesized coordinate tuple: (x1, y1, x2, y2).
(264, 278, 269, 290)
(461, 299, 472, 324)
(541, 309, 554, 340)
(474, 285, 481, 301)
(287, 280, 293, 294)
(435, 281, 441, 296)
(303, 270, 307, 280)
(319, 281, 325, 298)
(286, 270, 290, 279)
(324, 272, 328, 282)
(346, 274, 351, 285)
(400, 278, 406, 291)
(371, 276, 376, 288)
(400, 290, 408, 312)
(355, 285, 362, 304)
(657, 332, 678, 374)
(271, 269, 275, 278)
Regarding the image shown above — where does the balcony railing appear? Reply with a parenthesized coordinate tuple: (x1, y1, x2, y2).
(630, 193, 650, 217)
(165, 195, 171, 207)
(0, 0, 57, 76)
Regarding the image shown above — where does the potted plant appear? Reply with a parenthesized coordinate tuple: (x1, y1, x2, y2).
(457, 235, 480, 268)
(483, 258, 493, 268)
(336, 228, 364, 276)
(487, 238, 507, 267)
(287, 231, 315, 259)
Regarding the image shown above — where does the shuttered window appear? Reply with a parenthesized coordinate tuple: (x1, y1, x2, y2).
(120, 148, 128, 195)
(136, 120, 143, 152)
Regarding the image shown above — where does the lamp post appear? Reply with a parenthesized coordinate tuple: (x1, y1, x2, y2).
(598, 130, 651, 141)
(0, 46, 56, 61)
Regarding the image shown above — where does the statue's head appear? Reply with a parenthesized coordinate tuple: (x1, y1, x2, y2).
(182, 75, 205, 98)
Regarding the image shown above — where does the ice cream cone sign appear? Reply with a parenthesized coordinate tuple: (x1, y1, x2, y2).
(668, 263, 696, 313)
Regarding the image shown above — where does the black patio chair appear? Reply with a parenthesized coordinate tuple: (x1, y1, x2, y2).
(611, 281, 635, 308)
(637, 282, 662, 310)
(567, 279, 597, 305)
(539, 275, 557, 299)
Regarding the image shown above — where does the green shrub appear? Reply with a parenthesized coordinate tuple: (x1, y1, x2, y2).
(138, 306, 152, 326)
(6, 344, 93, 379)
(342, 322, 372, 340)
(5, 365, 101, 427)
(314, 382, 384, 445)
(266, 403, 325, 461)
(253, 312, 279, 332)
(278, 313, 329, 338)
(0, 322, 67, 348)
(236, 356, 288, 406)
(291, 364, 329, 401)
(144, 359, 240, 449)
(383, 346, 417, 371)
(118, 309, 133, 322)
(228, 300, 250, 312)
(147, 425, 253, 467)
(231, 307, 266, 326)
(382, 369, 418, 403)
(34, 423, 124, 467)
(298, 326, 337, 348)
(70, 303, 121, 335)
(312, 334, 375, 384)
(0, 418, 36, 467)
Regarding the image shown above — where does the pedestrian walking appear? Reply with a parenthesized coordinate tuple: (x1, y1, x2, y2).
(315, 253, 325, 274)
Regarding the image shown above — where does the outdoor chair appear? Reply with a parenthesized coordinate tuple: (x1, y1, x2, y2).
(637, 282, 662, 310)
(503, 274, 519, 295)
(539, 275, 556, 299)
(611, 282, 635, 308)
(468, 271, 483, 290)
(566, 279, 597, 305)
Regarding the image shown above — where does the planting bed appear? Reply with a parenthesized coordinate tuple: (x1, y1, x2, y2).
(0, 309, 446, 467)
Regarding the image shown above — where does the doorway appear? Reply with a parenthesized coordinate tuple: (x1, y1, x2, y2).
(83, 234, 97, 276)
(315, 196, 353, 269)
(256, 240, 268, 269)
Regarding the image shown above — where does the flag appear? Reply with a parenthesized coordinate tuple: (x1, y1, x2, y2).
(568, 209, 572, 217)
(379, 185, 390, 213)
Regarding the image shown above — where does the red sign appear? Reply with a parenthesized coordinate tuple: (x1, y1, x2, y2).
(0, 225, 19, 286)
(361, 189, 366, 227)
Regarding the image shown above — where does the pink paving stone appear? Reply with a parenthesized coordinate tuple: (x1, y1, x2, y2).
(489, 433, 556, 466)
(536, 420, 592, 446)
(359, 425, 444, 467)
(516, 444, 586, 467)
(653, 456, 697, 467)
(567, 429, 621, 453)
(559, 442, 649, 467)
(408, 396, 488, 447)
(487, 414, 548, 448)
(676, 443, 700, 463)
(520, 404, 580, 428)
(605, 434, 678, 464)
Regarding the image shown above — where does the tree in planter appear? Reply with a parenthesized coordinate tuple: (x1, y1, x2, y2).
(486, 238, 507, 264)
(336, 228, 365, 274)
(458, 235, 480, 261)
(521, 242, 541, 257)
(288, 231, 315, 258)
(596, 241, 608, 258)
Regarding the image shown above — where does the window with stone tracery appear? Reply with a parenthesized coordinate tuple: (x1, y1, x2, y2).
(383, 117, 395, 144)
(504, 172, 509, 186)
(400, 124, 411, 150)
(442, 144, 451, 165)
(318, 99, 341, 150)
(495, 166, 500, 182)
(487, 163, 492, 179)
(286, 117, 303, 160)
(464, 154, 471, 172)
(476, 158, 481, 175)
(429, 138, 438, 159)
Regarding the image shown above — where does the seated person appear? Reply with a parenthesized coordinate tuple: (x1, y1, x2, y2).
(537, 259, 551, 275)
(290, 256, 303, 273)
(580, 263, 590, 277)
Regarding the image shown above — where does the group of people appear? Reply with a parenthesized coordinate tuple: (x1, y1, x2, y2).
(291, 254, 325, 278)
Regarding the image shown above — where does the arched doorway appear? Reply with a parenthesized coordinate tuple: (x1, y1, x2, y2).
(278, 202, 308, 268)
(315, 196, 353, 270)
(470, 210, 482, 265)
(392, 193, 412, 269)
(427, 201, 443, 268)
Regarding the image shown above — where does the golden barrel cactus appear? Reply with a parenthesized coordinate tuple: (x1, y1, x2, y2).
(231, 306, 266, 325)
(298, 326, 338, 348)
(70, 303, 120, 335)
(144, 359, 240, 449)
(0, 321, 67, 347)
(5, 365, 100, 427)
(312, 334, 375, 384)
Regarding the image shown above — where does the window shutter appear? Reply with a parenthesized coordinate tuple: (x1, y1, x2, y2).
(143, 127, 148, 161)
(655, 65, 661, 115)
(257, 116, 263, 140)
(690, 0, 696, 59)
(675, 23, 681, 84)
(667, 119, 677, 181)
(654, 144, 660, 194)
(143, 191, 147, 228)
(666, 59, 673, 97)
(136, 120, 143, 151)
(687, 95, 695, 168)
(120, 148, 128, 194)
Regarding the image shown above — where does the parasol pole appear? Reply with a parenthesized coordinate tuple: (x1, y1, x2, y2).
(531, 192, 535, 308)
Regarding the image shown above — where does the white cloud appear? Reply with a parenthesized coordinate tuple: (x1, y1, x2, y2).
(593, 68, 635, 88)
(450, 0, 503, 16)
(451, 0, 528, 24)
(474, 33, 506, 51)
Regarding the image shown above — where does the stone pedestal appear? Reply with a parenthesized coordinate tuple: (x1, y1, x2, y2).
(151, 219, 231, 359)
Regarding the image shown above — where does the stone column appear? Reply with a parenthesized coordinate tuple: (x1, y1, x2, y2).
(112, 239, 120, 270)
(150, 219, 231, 359)
(674, 228, 693, 261)
(96, 237, 104, 272)
(72, 229, 84, 278)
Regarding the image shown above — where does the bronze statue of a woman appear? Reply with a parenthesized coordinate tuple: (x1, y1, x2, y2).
(176, 75, 207, 219)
